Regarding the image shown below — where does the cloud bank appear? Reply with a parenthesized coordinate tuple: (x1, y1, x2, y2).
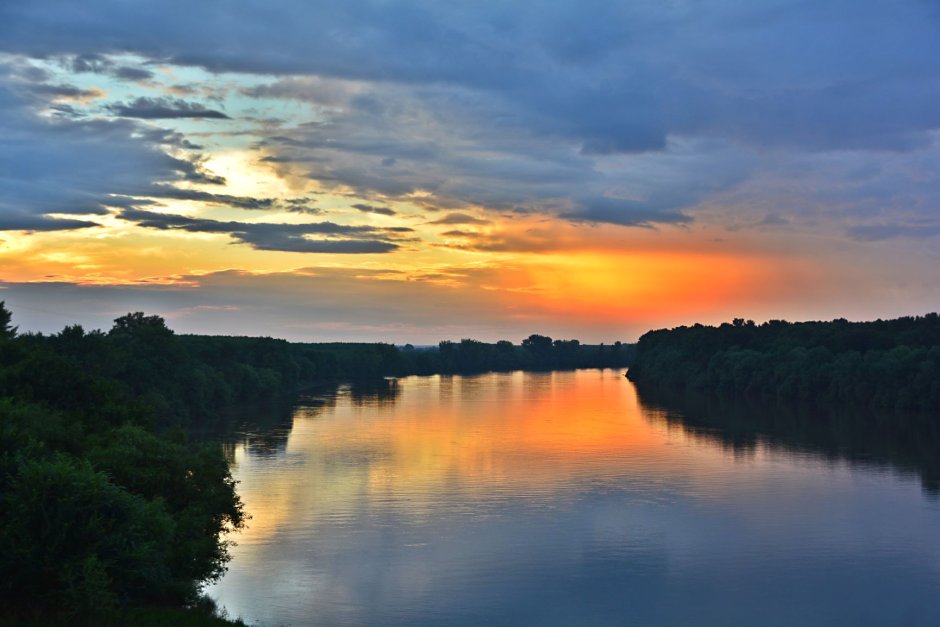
(119, 208, 411, 254)
(0, 0, 936, 231)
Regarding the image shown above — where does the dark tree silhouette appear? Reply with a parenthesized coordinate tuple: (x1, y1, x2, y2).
(0, 301, 16, 340)
(628, 313, 940, 411)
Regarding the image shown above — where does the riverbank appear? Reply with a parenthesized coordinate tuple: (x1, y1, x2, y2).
(627, 313, 940, 411)
(0, 604, 245, 627)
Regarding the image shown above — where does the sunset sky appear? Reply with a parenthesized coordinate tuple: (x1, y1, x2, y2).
(2, 1, 939, 342)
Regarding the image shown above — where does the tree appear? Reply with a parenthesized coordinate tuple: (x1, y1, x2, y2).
(110, 312, 173, 338)
(521, 334, 553, 354)
(496, 340, 514, 353)
(0, 301, 17, 340)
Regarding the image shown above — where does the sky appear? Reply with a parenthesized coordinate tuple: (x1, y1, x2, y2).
(1, 0, 939, 343)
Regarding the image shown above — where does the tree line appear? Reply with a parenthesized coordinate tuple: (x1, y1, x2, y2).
(0, 304, 632, 623)
(406, 335, 633, 375)
(627, 314, 940, 411)
(0, 309, 251, 624)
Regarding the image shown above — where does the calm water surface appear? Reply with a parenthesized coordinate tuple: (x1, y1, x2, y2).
(208, 370, 940, 626)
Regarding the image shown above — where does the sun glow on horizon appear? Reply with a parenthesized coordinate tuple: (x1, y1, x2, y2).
(1, 198, 826, 341)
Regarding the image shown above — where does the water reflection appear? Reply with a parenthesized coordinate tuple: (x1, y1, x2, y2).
(218, 397, 317, 461)
(635, 385, 940, 496)
(210, 370, 940, 627)
(348, 377, 401, 406)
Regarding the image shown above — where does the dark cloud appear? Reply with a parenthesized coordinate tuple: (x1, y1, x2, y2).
(107, 97, 230, 119)
(0, 212, 99, 232)
(171, 158, 226, 185)
(99, 195, 158, 209)
(0, 68, 227, 228)
(137, 127, 202, 150)
(118, 208, 408, 253)
(46, 103, 80, 118)
(123, 187, 326, 214)
(428, 213, 490, 225)
(242, 75, 353, 107)
(243, 236, 398, 254)
(283, 198, 321, 214)
(68, 53, 110, 74)
(561, 197, 691, 227)
(0, 1, 939, 229)
(757, 214, 789, 227)
(352, 203, 397, 216)
(112, 66, 154, 81)
(725, 213, 792, 232)
(253, 85, 730, 227)
(849, 224, 940, 241)
(28, 83, 102, 100)
(65, 54, 155, 82)
(144, 186, 274, 210)
(4, 0, 937, 154)
(13, 64, 51, 83)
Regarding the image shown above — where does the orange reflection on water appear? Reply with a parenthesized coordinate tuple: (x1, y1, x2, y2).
(226, 370, 728, 552)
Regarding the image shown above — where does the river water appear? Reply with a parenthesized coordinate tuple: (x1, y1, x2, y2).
(208, 369, 940, 626)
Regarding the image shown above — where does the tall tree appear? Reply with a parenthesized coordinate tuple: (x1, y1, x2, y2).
(0, 301, 17, 340)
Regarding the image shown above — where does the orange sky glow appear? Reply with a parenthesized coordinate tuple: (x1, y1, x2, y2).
(1, 188, 832, 342)
(2, 20, 939, 342)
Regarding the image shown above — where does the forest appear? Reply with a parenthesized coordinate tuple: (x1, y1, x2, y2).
(0, 304, 632, 624)
(627, 314, 940, 411)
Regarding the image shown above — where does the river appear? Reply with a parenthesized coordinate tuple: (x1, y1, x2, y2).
(208, 369, 940, 626)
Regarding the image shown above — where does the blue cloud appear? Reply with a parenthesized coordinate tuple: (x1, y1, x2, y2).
(0, 0, 939, 229)
(0, 59, 232, 228)
(107, 97, 230, 119)
(118, 208, 410, 253)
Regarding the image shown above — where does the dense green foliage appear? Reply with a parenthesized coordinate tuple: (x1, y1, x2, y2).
(0, 604, 244, 627)
(0, 310, 249, 622)
(628, 314, 940, 411)
(405, 336, 634, 375)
